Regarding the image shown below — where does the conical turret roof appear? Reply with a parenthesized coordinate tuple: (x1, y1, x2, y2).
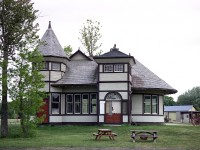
(38, 21, 67, 58)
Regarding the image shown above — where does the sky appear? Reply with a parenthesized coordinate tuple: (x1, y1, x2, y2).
(33, 0, 200, 101)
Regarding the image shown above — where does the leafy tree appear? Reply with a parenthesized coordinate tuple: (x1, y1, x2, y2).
(177, 87, 200, 110)
(164, 96, 176, 106)
(0, 0, 43, 137)
(79, 19, 102, 56)
(9, 47, 46, 137)
(64, 45, 73, 56)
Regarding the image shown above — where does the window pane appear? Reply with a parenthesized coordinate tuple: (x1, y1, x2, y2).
(152, 95, 158, 114)
(144, 95, 151, 114)
(82, 94, 89, 114)
(52, 93, 60, 114)
(114, 64, 123, 72)
(66, 95, 73, 113)
(52, 62, 60, 70)
(90, 94, 97, 114)
(104, 64, 113, 72)
(43, 62, 49, 70)
(74, 95, 81, 113)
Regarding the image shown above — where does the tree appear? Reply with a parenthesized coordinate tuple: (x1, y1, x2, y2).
(177, 87, 200, 110)
(64, 45, 73, 56)
(79, 19, 102, 56)
(9, 48, 46, 137)
(164, 96, 176, 106)
(0, 0, 42, 137)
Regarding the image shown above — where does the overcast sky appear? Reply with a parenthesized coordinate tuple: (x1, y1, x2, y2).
(33, 0, 200, 101)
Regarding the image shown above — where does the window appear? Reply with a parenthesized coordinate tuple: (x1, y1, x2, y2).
(104, 64, 113, 72)
(51, 93, 60, 114)
(152, 95, 158, 114)
(114, 64, 123, 72)
(144, 95, 158, 114)
(44, 62, 49, 70)
(82, 94, 89, 114)
(90, 94, 97, 114)
(74, 95, 81, 114)
(66, 94, 73, 114)
(52, 62, 60, 71)
(144, 95, 151, 114)
(64, 93, 97, 115)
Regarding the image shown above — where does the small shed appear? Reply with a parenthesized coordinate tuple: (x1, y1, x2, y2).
(164, 105, 196, 123)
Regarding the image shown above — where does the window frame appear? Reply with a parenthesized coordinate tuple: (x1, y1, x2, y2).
(114, 64, 124, 72)
(143, 95, 159, 115)
(51, 62, 61, 71)
(51, 93, 60, 115)
(90, 93, 97, 114)
(82, 94, 89, 114)
(74, 94, 81, 114)
(104, 64, 113, 72)
(66, 94, 73, 114)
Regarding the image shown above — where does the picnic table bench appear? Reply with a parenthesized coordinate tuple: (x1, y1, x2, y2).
(93, 129, 117, 140)
(131, 130, 158, 143)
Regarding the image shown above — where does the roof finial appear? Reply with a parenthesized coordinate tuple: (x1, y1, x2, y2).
(48, 21, 51, 29)
(113, 44, 116, 48)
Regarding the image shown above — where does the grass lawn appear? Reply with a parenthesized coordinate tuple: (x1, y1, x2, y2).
(0, 124, 200, 150)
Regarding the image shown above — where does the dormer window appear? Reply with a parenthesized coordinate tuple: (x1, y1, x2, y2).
(104, 64, 113, 72)
(104, 64, 124, 72)
(52, 62, 60, 71)
(114, 64, 123, 72)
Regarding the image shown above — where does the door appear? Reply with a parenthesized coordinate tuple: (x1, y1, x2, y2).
(37, 98, 49, 123)
(104, 92, 122, 124)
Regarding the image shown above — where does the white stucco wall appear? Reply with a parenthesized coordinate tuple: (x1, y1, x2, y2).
(123, 115, 128, 122)
(50, 71, 62, 81)
(132, 115, 164, 123)
(50, 116, 97, 123)
(99, 73, 127, 81)
(40, 71, 49, 81)
(99, 83, 128, 91)
(99, 92, 128, 100)
(132, 94, 143, 114)
(61, 64, 66, 72)
(159, 96, 164, 115)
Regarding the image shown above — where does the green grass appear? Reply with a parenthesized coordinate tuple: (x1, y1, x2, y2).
(0, 124, 200, 149)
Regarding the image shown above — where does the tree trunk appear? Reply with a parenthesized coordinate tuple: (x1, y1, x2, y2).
(1, 50, 9, 138)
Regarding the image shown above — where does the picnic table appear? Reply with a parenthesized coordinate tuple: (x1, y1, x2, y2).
(93, 129, 117, 140)
(131, 130, 158, 143)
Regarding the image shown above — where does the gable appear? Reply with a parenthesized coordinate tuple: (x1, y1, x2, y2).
(70, 50, 92, 61)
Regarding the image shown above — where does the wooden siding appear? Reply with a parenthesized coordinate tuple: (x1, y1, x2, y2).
(50, 71, 62, 81)
(99, 73, 127, 81)
(132, 115, 164, 123)
(132, 94, 143, 114)
(99, 92, 127, 100)
(99, 83, 128, 91)
(159, 96, 163, 115)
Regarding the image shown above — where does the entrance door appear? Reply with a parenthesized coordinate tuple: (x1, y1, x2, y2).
(37, 98, 49, 123)
(104, 92, 122, 124)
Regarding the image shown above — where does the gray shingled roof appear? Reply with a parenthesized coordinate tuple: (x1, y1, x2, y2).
(132, 59, 177, 94)
(53, 60, 98, 85)
(94, 45, 133, 59)
(164, 105, 194, 112)
(38, 22, 67, 58)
